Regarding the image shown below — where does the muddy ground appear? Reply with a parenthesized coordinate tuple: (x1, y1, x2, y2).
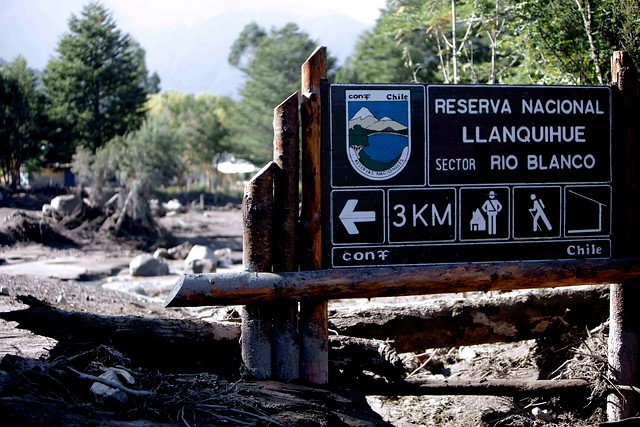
(0, 190, 617, 426)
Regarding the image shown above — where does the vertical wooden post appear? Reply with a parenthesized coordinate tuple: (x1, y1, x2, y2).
(241, 162, 275, 379)
(272, 93, 300, 381)
(608, 51, 640, 421)
(299, 46, 328, 384)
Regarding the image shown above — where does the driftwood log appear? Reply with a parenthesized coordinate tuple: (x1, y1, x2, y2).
(0, 295, 241, 374)
(1, 292, 619, 400)
(329, 285, 610, 353)
(0, 295, 401, 380)
(2, 285, 611, 380)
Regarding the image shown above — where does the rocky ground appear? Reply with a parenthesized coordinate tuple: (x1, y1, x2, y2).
(0, 190, 621, 426)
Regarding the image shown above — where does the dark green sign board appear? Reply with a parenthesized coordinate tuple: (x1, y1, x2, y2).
(322, 84, 612, 268)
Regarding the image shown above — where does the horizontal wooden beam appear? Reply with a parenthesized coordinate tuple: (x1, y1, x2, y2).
(164, 258, 640, 307)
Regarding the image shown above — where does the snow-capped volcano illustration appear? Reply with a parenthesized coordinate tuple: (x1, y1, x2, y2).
(348, 107, 408, 133)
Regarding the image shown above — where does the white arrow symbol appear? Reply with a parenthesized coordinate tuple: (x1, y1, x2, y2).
(339, 199, 376, 235)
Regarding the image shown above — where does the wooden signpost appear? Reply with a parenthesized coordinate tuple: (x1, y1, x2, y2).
(166, 48, 640, 422)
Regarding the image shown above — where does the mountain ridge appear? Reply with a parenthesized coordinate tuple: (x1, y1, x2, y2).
(349, 107, 407, 133)
(0, 11, 368, 97)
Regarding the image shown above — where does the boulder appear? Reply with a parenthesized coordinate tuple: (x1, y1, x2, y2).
(184, 245, 218, 274)
(129, 254, 169, 277)
(50, 194, 83, 217)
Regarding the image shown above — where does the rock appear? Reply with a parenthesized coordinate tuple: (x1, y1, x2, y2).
(459, 347, 477, 361)
(130, 285, 147, 296)
(214, 248, 233, 268)
(167, 241, 193, 260)
(149, 198, 166, 217)
(532, 407, 553, 422)
(0, 286, 9, 296)
(163, 199, 184, 212)
(184, 245, 218, 274)
(90, 368, 135, 409)
(129, 254, 169, 277)
(50, 194, 83, 217)
(41, 204, 54, 217)
(153, 248, 170, 259)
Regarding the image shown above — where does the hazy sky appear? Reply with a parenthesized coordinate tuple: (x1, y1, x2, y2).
(0, 0, 387, 94)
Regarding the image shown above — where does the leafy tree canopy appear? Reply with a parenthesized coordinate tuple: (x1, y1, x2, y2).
(343, 0, 640, 86)
(509, 0, 640, 85)
(228, 22, 336, 165)
(42, 2, 156, 162)
(146, 91, 235, 186)
(73, 117, 181, 232)
(0, 56, 45, 188)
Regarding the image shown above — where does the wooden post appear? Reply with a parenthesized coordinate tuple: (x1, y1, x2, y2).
(608, 51, 640, 421)
(299, 46, 328, 384)
(241, 162, 275, 379)
(272, 93, 300, 381)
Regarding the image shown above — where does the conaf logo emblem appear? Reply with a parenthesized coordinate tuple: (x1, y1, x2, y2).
(346, 91, 411, 180)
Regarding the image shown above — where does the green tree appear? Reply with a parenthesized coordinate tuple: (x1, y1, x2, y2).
(43, 2, 153, 162)
(377, 0, 502, 84)
(0, 56, 44, 188)
(146, 91, 234, 189)
(480, 0, 640, 85)
(336, 27, 434, 84)
(228, 22, 336, 165)
(348, 0, 640, 86)
(73, 118, 181, 234)
(146, 71, 162, 94)
(507, 0, 604, 84)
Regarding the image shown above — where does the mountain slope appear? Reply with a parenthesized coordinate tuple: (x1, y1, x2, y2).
(348, 108, 407, 132)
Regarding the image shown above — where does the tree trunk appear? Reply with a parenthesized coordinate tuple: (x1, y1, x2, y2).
(0, 295, 241, 374)
(329, 286, 609, 353)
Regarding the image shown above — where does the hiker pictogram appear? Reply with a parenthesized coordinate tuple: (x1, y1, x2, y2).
(513, 186, 561, 240)
(529, 194, 552, 232)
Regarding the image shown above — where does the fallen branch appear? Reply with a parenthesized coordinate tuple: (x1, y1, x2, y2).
(592, 418, 640, 426)
(66, 366, 154, 397)
(363, 377, 591, 397)
(329, 336, 404, 380)
(195, 404, 285, 427)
